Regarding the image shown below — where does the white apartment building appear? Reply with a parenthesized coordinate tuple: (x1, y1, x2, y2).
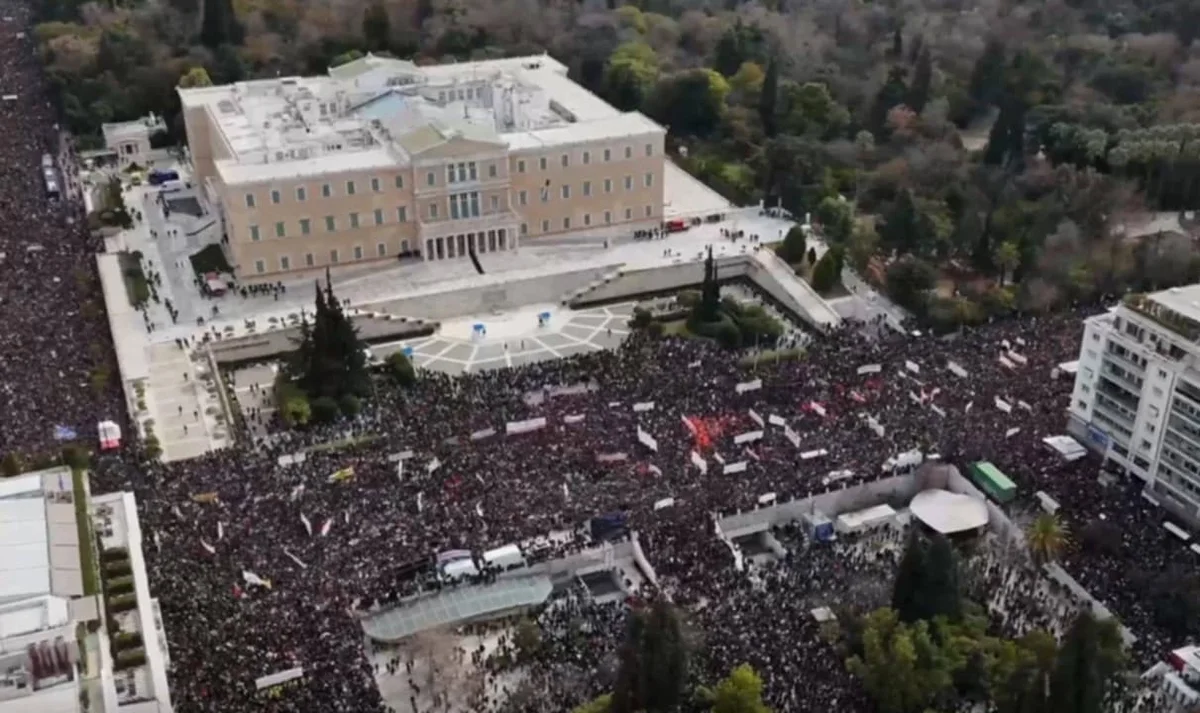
(1068, 285, 1200, 523)
(178, 53, 667, 280)
(0, 469, 172, 713)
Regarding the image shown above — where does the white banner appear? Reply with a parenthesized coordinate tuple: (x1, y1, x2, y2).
(564, 414, 587, 424)
(200, 539, 215, 555)
(243, 571, 272, 589)
(866, 415, 885, 438)
(387, 450, 414, 463)
(723, 461, 748, 474)
(801, 448, 828, 461)
(748, 409, 764, 427)
(300, 514, 312, 537)
(691, 450, 708, 474)
(909, 390, 923, 405)
(319, 518, 332, 537)
(947, 361, 968, 378)
(654, 497, 676, 511)
(735, 379, 763, 394)
(637, 427, 659, 452)
(633, 401, 655, 413)
(995, 397, 1013, 413)
(930, 404, 946, 418)
(470, 428, 497, 441)
(597, 452, 629, 463)
(768, 414, 787, 427)
(857, 364, 882, 375)
(905, 360, 920, 374)
(734, 430, 764, 445)
(426, 457, 441, 474)
(1018, 400, 1032, 412)
(784, 425, 800, 448)
(506, 417, 548, 435)
(1005, 427, 1021, 438)
(217, 522, 224, 541)
(1008, 351, 1028, 366)
(999, 355, 1016, 369)
(808, 402, 827, 418)
(713, 451, 726, 465)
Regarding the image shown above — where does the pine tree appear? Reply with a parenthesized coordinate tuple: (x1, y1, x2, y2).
(363, 1, 391, 53)
(1048, 612, 1108, 713)
(966, 39, 1007, 118)
(612, 601, 688, 713)
(922, 534, 962, 621)
(697, 246, 721, 323)
(908, 47, 933, 114)
(759, 55, 779, 138)
(880, 189, 921, 256)
(892, 529, 927, 622)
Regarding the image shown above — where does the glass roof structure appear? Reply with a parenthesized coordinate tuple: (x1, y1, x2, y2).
(362, 576, 552, 642)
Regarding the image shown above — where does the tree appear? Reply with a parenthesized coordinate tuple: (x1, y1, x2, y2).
(886, 257, 937, 311)
(815, 197, 852, 243)
(811, 250, 840, 294)
(385, 351, 417, 386)
(869, 66, 909, 135)
(759, 55, 779, 138)
(611, 601, 688, 713)
(776, 226, 807, 263)
(909, 48, 933, 114)
(993, 241, 1020, 286)
(847, 608, 959, 713)
(178, 67, 213, 89)
(647, 69, 730, 138)
(603, 42, 659, 111)
(701, 663, 772, 713)
(892, 531, 962, 623)
(696, 246, 721, 323)
(362, 2, 390, 53)
(513, 618, 542, 662)
(288, 272, 369, 404)
(199, 0, 243, 49)
(964, 39, 1006, 122)
(62, 445, 89, 471)
(1027, 513, 1069, 564)
(1048, 612, 1125, 713)
(881, 190, 921, 256)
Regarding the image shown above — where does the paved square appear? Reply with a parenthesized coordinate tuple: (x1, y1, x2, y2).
(371, 303, 634, 373)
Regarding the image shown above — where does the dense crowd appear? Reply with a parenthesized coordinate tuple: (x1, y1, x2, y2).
(0, 3, 121, 457)
(83, 304, 1199, 713)
(0, 3, 1192, 709)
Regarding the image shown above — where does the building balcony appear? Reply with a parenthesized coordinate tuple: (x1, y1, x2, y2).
(417, 209, 521, 239)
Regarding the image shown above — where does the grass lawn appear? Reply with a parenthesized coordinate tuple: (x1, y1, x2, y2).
(660, 319, 693, 337)
(117, 251, 149, 307)
(189, 244, 233, 276)
(72, 468, 100, 596)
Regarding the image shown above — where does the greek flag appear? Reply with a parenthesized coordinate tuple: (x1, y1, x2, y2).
(53, 425, 77, 441)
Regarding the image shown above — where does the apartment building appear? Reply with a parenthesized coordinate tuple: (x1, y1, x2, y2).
(178, 53, 667, 280)
(1068, 285, 1200, 524)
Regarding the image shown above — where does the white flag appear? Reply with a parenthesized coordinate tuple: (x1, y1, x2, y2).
(426, 457, 441, 474)
(475, 502, 484, 518)
(416, 491, 423, 513)
(200, 539, 215, 555)
(290, 485, 304, 502)
(300, 514, 312, 537)
(217, 522, 224, 541)
(320, 518, 332, 537)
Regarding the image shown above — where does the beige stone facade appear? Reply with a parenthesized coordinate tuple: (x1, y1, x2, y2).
(179, 54, 666, 281)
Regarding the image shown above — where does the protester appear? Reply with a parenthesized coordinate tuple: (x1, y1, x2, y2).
(0, 4, 121, 458)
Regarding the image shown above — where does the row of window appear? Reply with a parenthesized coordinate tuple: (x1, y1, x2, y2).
(516, 174, 653, 207)
(246, 175, 405, 208)
(242, 147, 659, 209)
(519, 205, 655, 235)
(248, 206, 409, 241)
(516, 143, 653, 173)
(252, 239, 414, 274)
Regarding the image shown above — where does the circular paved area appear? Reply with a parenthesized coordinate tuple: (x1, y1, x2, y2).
(374, 303, 634, 374)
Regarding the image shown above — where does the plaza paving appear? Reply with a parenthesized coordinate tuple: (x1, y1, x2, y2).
(372, 303, 634, 374)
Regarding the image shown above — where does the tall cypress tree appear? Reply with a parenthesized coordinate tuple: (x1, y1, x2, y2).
(908, 47, 933, 114)
(199, 0, 243, 49)
(922, 534, 962, 622)
(612, 601, 688, 713)
(1048, 612, 1107, 713)
(892, 529, 927, 622)
(759, 55, 780, 138)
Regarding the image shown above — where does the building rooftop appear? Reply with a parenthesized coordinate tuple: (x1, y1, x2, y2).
(0, 498, 51, 604)
(180, 52, 663, 186)
(1125, 286, 1200, 342)
(909, 489, 990, 534)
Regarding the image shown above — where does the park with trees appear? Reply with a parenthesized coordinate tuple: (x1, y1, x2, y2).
(32, 0, 1200, 333)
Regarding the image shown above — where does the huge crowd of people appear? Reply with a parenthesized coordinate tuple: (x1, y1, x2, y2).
(0, 4, 1193, 710)
(84, 307, 1197, 713)
(0, 3, 121, 457)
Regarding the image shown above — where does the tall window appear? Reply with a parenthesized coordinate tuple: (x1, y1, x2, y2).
(270, 189, 281, 204)
(346, 180, 356, 196)
(245, 193, 256, 208)
(374, 208, 384, 225)
(322, 183, 332, 198)
(325, 216, 336, 232)
(275, 221, 286, 237)
(299, 218, 311, 235)
(249, 225, 260, 241)
(349, 212, 360, 229)
(371, 177, 381, 192)
(296, 186, 307, 202)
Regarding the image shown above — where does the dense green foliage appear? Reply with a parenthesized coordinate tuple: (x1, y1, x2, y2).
(35, 0, 1200, 330)
(612, 600, 689, 713)
(892, 531, 962, 624)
